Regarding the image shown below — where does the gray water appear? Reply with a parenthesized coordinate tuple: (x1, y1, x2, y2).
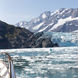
(0, 47, 78, 78)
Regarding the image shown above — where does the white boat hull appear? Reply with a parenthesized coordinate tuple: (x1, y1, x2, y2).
(0, 60, 10, 78)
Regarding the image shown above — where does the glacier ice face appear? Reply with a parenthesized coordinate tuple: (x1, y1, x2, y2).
(42, 32, 78, 47)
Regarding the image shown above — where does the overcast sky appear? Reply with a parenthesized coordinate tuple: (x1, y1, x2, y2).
(0, 0, 78, 24)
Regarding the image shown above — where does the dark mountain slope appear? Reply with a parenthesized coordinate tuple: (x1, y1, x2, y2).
(0, 21, 58, 49)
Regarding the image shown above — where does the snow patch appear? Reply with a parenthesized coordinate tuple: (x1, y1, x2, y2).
(48, 22, 54, 26)
(33, 18, 40, 23)
(33, 22, 44, 30)
(38, 26, 48, 32)
(38, 23, 54, 32)
(51, 9, 59, 16)
(60, 8, 69, 14)
(42, 13, 47, 19)
(73, 30, 78, 32)
(50, 16, 78, 31)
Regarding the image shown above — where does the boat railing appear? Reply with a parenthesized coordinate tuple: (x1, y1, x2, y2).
(0, 52, 16, 78)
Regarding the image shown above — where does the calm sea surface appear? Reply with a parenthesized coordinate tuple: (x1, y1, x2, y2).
(0, 47, 78, 78)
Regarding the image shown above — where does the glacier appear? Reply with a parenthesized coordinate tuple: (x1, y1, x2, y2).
(42, 32, 78, 47)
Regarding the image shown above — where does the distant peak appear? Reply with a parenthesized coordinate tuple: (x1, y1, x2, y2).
(16, 8, 78, 33)
(40, 11, 51, 19)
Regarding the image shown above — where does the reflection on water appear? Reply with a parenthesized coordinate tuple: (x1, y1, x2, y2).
(0, 47, 78, 78)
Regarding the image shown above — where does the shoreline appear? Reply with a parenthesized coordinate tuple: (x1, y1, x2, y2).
(0, 46, 78, 53)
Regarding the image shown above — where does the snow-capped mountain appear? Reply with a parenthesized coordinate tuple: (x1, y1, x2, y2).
(16, 8, 78, 32)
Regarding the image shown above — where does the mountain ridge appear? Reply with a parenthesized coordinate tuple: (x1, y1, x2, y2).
(16, 8, 78, 32)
